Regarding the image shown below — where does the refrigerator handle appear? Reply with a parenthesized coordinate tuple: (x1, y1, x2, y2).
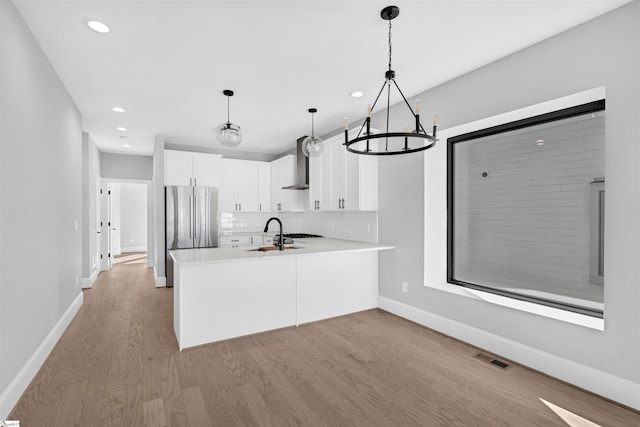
(195, 192, 200, 241)
(189, 194, 193, 238)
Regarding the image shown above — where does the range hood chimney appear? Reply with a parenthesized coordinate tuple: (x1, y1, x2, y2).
(282, 136, 309, 190)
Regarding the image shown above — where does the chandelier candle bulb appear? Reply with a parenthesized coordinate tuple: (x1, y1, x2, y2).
(344, 117, 349, 130)
(433, 112, 438, 137)
(367, 104, 372, 117)
(415, 99, 420, 114)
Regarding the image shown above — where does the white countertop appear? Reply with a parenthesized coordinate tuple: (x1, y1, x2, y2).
(171, 238, 394, 265)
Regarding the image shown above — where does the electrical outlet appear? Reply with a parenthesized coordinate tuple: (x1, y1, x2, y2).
(402, 281, 408, 293)
(130, 238, 134, 244)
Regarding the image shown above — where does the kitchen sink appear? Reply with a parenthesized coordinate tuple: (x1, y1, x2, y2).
(245, 245, 304, 252)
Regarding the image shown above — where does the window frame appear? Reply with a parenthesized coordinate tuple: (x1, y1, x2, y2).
(446, 100, 606, 319)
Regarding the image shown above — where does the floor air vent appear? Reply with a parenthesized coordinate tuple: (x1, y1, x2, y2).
(474, 352, 511, 370)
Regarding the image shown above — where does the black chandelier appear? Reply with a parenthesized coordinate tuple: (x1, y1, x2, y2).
(344, 5, 438, 156)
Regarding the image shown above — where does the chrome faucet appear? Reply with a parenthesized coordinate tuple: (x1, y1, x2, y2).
(264, 217, 284, 250)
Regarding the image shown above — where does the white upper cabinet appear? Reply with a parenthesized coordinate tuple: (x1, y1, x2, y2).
(258, 162, 271, 213)
(271, 155, 303, 212)
(308, 154, 324, 210)
(165, 150, 222, 187)
(192, 153, 221, 187)
(307, 133, 378, 211)
(219, 159, 270, 212)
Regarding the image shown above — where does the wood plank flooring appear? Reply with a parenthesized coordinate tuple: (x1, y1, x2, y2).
(9, 253, 640, 426)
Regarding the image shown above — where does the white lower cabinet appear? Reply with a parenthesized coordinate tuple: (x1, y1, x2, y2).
(250, 235, 264, 246)
(218, 236, 251, 248)
(175, 257, 297, 349)
(218, 235, 265, 248)
(173, 249, 379, 349)
(296, 251, 378, 324)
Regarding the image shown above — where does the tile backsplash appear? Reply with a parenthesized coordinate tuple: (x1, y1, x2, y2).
(219, 210, 378, 243)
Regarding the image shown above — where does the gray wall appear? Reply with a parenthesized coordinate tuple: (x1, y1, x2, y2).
(0, 0, 82, 407)
(376, 0, 639, 387)
(100, 152, 153, 181)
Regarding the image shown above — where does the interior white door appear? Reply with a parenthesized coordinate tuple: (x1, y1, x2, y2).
(100, 183, 113, 271)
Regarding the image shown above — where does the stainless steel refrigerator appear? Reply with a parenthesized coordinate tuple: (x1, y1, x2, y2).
(166, 186, 218, 287)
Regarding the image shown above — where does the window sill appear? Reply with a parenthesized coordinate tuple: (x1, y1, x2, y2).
(425, 282, 604, 331)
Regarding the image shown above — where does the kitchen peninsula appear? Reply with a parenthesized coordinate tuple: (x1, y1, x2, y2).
(171, 238, 393, 350)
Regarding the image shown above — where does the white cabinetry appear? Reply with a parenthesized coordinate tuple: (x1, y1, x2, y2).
(297, 251, 378, 324)
(165, 150, 222, 187)
(218, 235, 251, 248)
(271, 155, 303, 212)
(218, 234, 265, 248)
(308, 134, 377, 211)
(308, 154, 329, 211)
(219, 159, 271, 212)
(173, 248, 380, 349)
(258, 162, 271, 213)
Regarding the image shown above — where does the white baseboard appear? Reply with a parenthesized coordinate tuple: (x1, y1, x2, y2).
(154, 266, 166, 287)
(81, 270, 99, 289)
(113, 249, 122, 256)
(0, 292, 84, 419)
(121, 246, 147, 253)
(378, 296, 640, 411)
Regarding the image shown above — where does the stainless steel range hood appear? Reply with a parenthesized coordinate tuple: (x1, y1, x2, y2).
(282, 136, 309, 190)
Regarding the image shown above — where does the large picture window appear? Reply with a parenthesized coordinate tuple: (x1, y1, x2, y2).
(447, 100, 605, 317)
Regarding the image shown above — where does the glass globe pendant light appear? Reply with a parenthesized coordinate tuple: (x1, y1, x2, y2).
(302, 108, 324, 157)
(216, 89, 242, 147)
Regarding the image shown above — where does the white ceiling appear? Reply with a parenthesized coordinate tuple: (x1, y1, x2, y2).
(14, 0, 631, 156)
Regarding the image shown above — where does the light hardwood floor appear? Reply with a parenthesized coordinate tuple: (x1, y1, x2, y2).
(9, 254, 640, 426)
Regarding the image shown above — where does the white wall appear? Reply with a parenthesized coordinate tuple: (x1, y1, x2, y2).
(119, 183, 148, 252)
(374, 1, 639, 408)
(152, 137, 166, 285)
(0, 0, 83, 417)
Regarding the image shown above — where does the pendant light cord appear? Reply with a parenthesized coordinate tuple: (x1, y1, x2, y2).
(227, 95, 230, 123)
(388, 20, 392, 72)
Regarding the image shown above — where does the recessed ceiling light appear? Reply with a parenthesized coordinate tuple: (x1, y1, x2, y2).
(350, 91, 364, 98)
(117, 127, 128, 131)
(536, 139, 545, 146)
(112, 107, 125, 113)
(87, 20, 110, 34)
(122, 144, 130, 148)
